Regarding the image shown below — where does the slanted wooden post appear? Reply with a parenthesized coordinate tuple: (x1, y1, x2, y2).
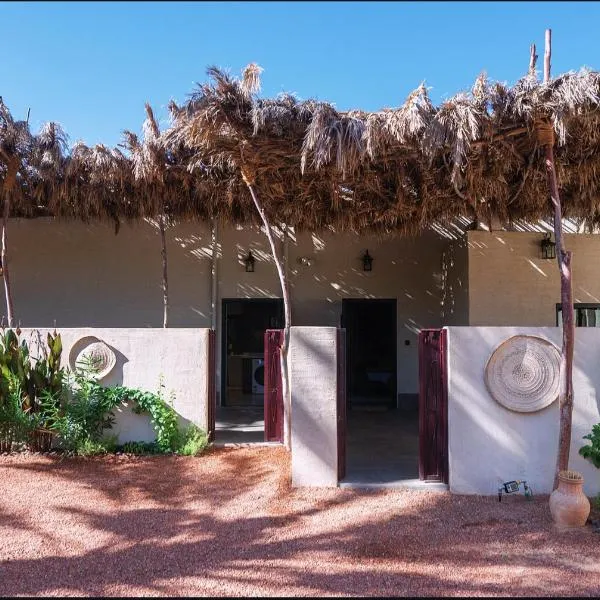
(242, 171, 292, 450)
(159, 211, 169, 328)
(536, 29, 575, 489)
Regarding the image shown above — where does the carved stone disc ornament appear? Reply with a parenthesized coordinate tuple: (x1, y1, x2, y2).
(484, 335, 561, 413)
(68, 336, 117, 380)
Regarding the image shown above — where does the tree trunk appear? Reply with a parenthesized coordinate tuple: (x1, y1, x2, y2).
(540, 28, 575, 489)
(244, 181, 292, 449)
(159, 212, 169, 328)
(2, 190, 14, 328)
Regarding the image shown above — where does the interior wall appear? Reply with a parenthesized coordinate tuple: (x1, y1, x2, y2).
(447, 326, 600, 496)
(468, 231, 600, 326)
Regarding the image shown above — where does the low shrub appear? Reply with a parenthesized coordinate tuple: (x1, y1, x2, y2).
(118, 440, 162, 455)
(579, 423, 600, 469)
(75, 435, 119, 456)
(173, 424, 209, 456)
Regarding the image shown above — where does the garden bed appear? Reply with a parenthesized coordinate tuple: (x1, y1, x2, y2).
(1, 447, 599, 597)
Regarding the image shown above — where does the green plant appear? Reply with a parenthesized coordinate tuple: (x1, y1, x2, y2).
(0, 372, 35, 449)
(127, 380, 180, 452)
(172, 423, 208, 456)
(40, 356, 121, 454)
(118, 440, 161, 455)
(579, 423, 600, 469)
(75, 435, 118, 456)
(0, 328, 64, 440)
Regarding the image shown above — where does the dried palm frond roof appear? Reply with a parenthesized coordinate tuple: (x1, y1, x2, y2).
(3, 60, 600, 234)
(167, 64, 600, 233)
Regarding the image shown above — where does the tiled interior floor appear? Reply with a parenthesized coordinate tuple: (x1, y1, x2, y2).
(343, 407, 420, 484)
(215, 406, 265, 444)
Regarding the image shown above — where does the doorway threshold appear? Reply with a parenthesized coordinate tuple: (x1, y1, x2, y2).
(339, 478, 448, 491)
(212, 441, 283, 448)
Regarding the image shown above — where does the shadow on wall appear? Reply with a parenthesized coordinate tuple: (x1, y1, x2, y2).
(448, 326, 600, 496)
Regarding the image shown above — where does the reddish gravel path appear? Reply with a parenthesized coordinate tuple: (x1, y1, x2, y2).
(1, 447, 599, 597)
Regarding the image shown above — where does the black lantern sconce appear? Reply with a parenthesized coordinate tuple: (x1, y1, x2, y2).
(362, 250, 374, 272)
(243, 251, 255, 272)
(540, 233, 556, 260)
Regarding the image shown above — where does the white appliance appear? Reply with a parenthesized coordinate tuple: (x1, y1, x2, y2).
(251, 358, 265, 394)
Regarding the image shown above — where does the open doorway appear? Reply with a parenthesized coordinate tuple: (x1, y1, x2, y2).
(216, 298, 283, 443)
(341, 299, 419, 484)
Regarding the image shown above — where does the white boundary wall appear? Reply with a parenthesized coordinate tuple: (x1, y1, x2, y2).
(447, 327, 600, 496)
(20, 328, 211, 443)
(290, 327, 340, 487)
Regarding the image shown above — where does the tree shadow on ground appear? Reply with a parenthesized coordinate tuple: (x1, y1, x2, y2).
(0, 448, 598, 597)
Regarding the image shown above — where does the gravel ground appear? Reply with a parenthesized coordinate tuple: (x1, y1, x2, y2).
(1, 447, 599, 597)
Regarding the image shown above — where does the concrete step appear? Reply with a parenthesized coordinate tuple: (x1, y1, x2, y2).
(339, 478, 449, 491)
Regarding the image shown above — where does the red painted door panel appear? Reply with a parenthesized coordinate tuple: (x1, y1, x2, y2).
(418, 329, 448, 483)
(207, 329, 216, 443)
(337, 328, 347, 481)
(264, 329, 284, 443)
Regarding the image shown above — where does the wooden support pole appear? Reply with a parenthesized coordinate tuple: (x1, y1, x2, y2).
(159, 212, 169, 328)
(538, 28, 575, 489)
(243, 177, 292, 449)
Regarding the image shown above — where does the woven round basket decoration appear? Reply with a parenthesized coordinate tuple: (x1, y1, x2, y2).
(484, 335, 561, 413)
(68, 336, 117, 380)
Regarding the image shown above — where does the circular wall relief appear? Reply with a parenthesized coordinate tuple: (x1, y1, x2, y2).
(68, 336, 117, 380)
(484, 335, 561, 413)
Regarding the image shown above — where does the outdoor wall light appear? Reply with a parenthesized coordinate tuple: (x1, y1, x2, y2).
(362, 250, 374, 271)
(540, 233, 556, 260)
(243, 251, 255, 272)
(296, 256, 314, 267)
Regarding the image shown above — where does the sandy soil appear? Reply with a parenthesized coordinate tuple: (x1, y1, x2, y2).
(1, 447, 599, 597)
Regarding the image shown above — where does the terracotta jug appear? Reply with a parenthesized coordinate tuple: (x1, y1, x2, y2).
(549, 470, 590, 528)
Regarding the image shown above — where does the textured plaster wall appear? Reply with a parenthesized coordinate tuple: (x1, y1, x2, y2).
(467, 231, 600, 326)
(19, 327, 211, 444)
(447, 326, 600, 496)
(5, 218, 213, 328)
(290, 229, 447, 394)
(441, 236, 469, 326)
(290, 327, 339, 487)
(4, 219, 450, 396)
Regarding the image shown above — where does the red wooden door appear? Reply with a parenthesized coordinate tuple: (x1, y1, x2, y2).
(337, 328, 347, 481)
(264, 329, 284, 443)
(207, 329, 216, 443)
(418, 329, 448, 483)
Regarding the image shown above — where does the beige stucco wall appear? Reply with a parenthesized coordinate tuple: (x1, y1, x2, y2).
(467, 230, 600, 326)
(6, 218, 213, 328)
(441, 237, 469, 326)
(2, 218, 450, 396)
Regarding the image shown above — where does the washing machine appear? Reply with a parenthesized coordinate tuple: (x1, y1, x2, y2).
(251, 358, 265, 394)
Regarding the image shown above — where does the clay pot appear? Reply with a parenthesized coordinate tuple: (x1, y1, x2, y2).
(549, 470, 590, 528)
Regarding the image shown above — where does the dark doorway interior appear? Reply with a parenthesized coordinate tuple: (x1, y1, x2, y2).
(341, 299, 419, 484)
(341, 298, 397, 408)
(221, 298, 284, 407)
(217, 298, 283, 443)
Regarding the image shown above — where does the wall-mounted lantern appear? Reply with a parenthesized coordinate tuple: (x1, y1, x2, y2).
(540, 233, 556, 260)
(243, 251, 255, 272)
(296, 256, 314, 267)
(362, 250, 373, 272)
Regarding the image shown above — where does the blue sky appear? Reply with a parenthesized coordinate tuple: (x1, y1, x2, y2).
(1, 1, 598, 148)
